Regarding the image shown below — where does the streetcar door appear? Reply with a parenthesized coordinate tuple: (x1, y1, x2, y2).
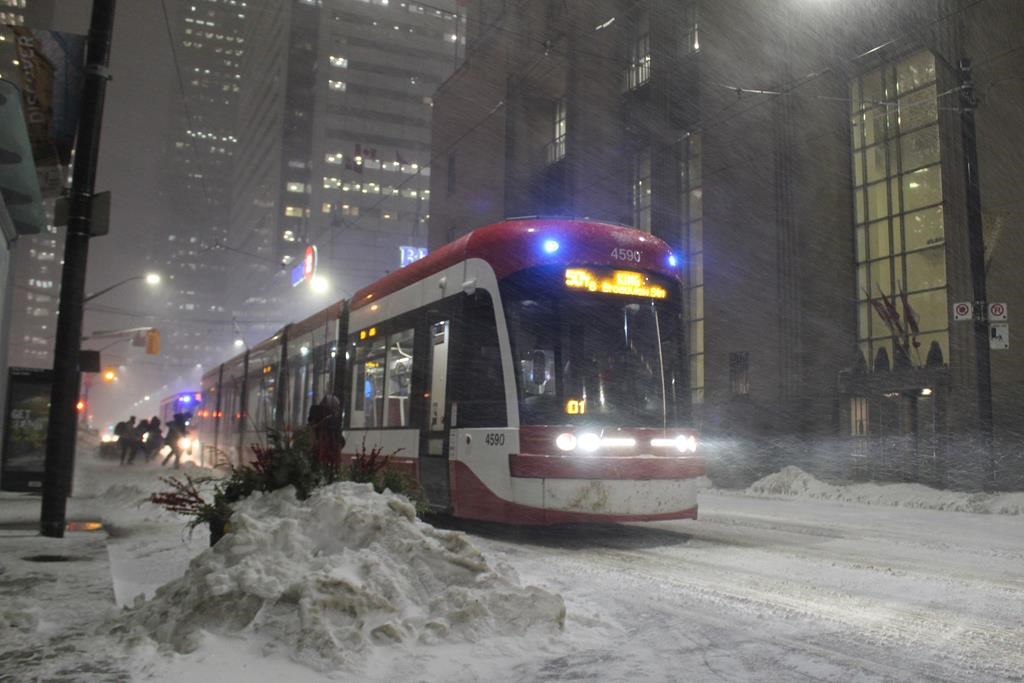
(419, 319, 451, 508)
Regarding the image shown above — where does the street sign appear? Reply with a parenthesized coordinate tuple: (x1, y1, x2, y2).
(988, 302, 1008, 321)
(952, 302, 973, 321)
(990, 322, 1009, 350)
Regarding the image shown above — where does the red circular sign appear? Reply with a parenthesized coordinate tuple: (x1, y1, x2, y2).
(302, 245, 318, 282)
(990, 303, 1005, 317)
(954, 303, 970, 317)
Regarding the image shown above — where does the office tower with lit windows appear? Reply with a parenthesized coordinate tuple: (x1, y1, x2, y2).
(157, 0, 247, 366)
(227, 0, 461, 331)
(429, 0, 1024, 488)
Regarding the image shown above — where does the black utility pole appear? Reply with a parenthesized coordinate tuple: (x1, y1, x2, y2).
(40, 0, 116, 538)
(959, 58, 994, 485)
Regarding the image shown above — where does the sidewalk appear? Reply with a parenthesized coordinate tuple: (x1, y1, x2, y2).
(0, 444, 211, 680)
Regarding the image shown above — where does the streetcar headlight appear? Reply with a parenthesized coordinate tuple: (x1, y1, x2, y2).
(555, 433, 576, 451)
(101, 434, 117, 443)
(577, 432, 600, 453)
(651, 435, 698, 453)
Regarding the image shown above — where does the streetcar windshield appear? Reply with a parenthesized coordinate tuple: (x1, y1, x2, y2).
(502, 266, 686, 428)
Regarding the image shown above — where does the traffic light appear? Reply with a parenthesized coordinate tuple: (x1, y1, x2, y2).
(145, 328, 160, 355)
(101, 367, 117, 383)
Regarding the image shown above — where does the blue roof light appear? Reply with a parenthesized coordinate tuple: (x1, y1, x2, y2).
(542, 239, 560, 254)
(668, 253, 679, 268)
(180, 395, 192, 404)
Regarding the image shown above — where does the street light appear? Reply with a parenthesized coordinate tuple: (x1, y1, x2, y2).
(84, 272, 161, 303)
(311, 275, 329, 295)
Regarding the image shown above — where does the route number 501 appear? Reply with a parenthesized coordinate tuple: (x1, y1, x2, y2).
(610, 247, 642, 262)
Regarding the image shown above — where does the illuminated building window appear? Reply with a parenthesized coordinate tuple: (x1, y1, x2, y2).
(325, 152, 344, 164)
(680, 133, 703, 404)
(283, 230, 296, 242)
(626, 9, 650, 90)
(680, 3, 699, 54)
(323, 177, 341, 189)
(284, 206, 304, 217)
(329, 55, 348, 68)
(850, 397, 869, 436)
(287, 182, 307, 193)
(632, 147, 651, 233)
(548, 98, 566, 163)
(328, 79, 347, 92)
(851, 50, 947, 372)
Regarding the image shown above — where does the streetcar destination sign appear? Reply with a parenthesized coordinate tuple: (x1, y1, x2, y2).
(565, 268, 667, 299)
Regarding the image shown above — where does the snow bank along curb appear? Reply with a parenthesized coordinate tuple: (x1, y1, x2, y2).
(705, 466, 1024, 515)
(110, 482, 565, 670)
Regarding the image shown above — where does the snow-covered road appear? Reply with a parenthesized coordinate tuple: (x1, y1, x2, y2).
(3, 458, 1022, 682)
(458, 492, 1024, 682)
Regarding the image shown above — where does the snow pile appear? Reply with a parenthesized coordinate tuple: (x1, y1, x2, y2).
(112, 482, 565, 670)
(742, 466, 1024, 514)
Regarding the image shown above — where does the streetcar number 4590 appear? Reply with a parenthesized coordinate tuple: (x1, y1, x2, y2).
(610, 247, 642, 262)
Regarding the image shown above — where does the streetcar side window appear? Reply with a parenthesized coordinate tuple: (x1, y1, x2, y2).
(451, 291, 507, 427)
(384, 328, 415, 427)
(350, 337, 386, 428)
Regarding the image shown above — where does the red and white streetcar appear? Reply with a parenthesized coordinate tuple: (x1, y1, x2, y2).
(198, 218, 704, 524)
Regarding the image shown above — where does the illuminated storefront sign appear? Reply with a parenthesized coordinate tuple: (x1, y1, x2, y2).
(399, 245, 428, 267)
(290, 245, 318, 287)
(564, 268, 668, 299)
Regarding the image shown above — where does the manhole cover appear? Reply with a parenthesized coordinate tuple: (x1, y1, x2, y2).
(21, 554, 80, 563)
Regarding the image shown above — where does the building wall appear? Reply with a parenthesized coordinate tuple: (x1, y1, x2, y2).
(427, 0, 1024, 488)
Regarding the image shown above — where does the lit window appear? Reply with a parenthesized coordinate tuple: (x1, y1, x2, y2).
(325, 152, 344, 164)
(284, 206, 304, 217)
(627, 10, 651, 90)
(548, 98, 566, 163)
(632, 148, 651, 232)
(323, 177, 341, 189)
(681, 3, 699, 55)
(283, 230, 296, 242)
(287, 182, 307, 193)
(680, 133, 703, 404)
(851, 50, 947, 372)
(329, 80, 347, 92)
(329, 55, 348, 68)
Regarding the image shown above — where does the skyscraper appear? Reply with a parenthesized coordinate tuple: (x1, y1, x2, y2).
(156, 0, 247, 366)
(228, 0, 461, 334)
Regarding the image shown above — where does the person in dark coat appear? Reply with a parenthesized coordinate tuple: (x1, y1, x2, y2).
(117, 416, 136, 465)
(309, 396, 345, 470)
(161, 413, 189, 469)
(128, 419, 149, 464)
(144, 417, 163, 462)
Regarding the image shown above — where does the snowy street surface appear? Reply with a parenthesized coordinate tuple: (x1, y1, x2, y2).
(1, 456, 1022, 682)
